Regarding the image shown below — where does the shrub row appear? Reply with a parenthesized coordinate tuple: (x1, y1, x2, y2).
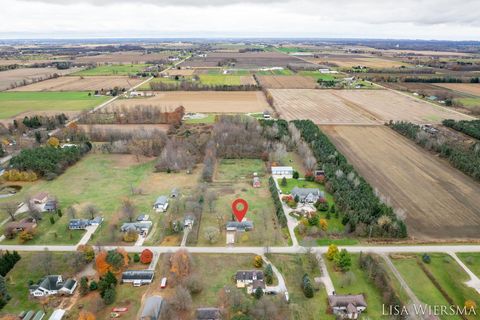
(442, 119, 480, 140)
(268, 176, 287, 228)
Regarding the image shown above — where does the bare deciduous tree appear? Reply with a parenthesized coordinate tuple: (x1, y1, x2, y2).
(2, 202, 18, 222)
(121, 198, 136, 222)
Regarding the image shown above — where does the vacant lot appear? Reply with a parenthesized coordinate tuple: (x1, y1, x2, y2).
(269, 89, 378, 125)
(108, 91, 271, 113)
(322, 126, 480, 240)
(256, 75, 317, 89)
(180, 52, 307, 68)
(72, 64, 150, 76)
(434, 83, 480, 96)
(74, 51, 175, 64)
(10, 76, 143, 91)
(0, 67, 75, 91)
(0, 91, 109, 119)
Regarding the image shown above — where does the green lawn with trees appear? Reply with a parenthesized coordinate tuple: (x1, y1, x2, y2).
(0, 92, 109, 119)
(457, 253, 480, 278)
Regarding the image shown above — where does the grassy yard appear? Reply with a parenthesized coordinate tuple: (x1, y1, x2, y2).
(197, 159, 288, 247)
(72, 64, 150, 76)
(268, 254, 334, 320)
(0, 91, 109, 119)
(325, 254, 387, 319)
(390, 254, 471, 320)
(1, 252, 72, 317)
(457, 253, 480, 277)
(455, 97, 480, 109)
(184, 114, 217, 124)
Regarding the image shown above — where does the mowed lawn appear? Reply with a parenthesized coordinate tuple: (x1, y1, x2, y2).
(391, 253, 479, 320)
(457, 253, 480, 277)
(269, 254, 334, 320)
(1, 252, 72, 317)
(72, 64, 150, 76)
(0, 154, 156, 245)
(325, 254, 387, 319)
(197, 159, 288, 247)
(0, 91, 109, 119)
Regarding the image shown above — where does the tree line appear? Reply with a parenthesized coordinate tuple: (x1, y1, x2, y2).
(390, 121, 480, 181)
(10, 143, 92, 179)
(292, 120, 407, 238)
(442, 119, 480, 140)
(149, 81, 258, 91)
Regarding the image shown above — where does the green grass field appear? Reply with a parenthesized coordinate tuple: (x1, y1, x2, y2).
(269, 254, 334, 320)
(455, 97, 480, 109)
(255, 69, 293, 76)
(326, 254, 388, 319)
(0, 91, 109, 119)
(457, 253, 480, 277)
(72, 64, 150, 76)
(298, 70, 337, 81)
(198, 74, 243, 85)
(1, 252, 71, 317)
(184, 114, 217, 124)
(391, 254, 479, 320)
(197, 159, 288, 247)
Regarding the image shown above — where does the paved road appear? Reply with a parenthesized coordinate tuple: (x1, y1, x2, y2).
(448, 252, 480, 294)
(3, 244, 480, 254)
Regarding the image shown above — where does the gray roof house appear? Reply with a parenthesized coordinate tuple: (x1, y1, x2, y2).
(196, 307, 222, 320)
(120, 221, 152, 235)
(328, 294, 367, 319)
(68, 217, 103, 230)
(171, 188, 180, 198)
(153, 196, 169, 212)
(226, 221, 253, 232)
(44, 200, 57, 212)
(122, 270, 155, 285)
(184, 214, 195, 228)
(140, 295, 163, 320)
(291, 187, 324, 203)
(29, 275, 77, 297)
(235, 270, 264, 287)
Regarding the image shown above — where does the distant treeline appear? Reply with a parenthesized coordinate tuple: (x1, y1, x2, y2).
(389, 121, 480, 181)
(442, 119, 480, 140)
(149, 81, 258, 91)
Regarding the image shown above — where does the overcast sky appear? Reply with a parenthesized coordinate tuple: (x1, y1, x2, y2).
(1, 0, 480, 40)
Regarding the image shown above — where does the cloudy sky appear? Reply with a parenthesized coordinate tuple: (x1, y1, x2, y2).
(1, 0, 479, 40)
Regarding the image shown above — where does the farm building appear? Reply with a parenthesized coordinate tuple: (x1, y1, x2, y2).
(153, 196, 169, 212)
(29, 275, 77, 297)
(121, 270, 155, 286)
(48, 309, 66, 320)
(328, 294, 367, 319)
(196, 307, 222, 320)
(140, 295, 164, 320)
(291, 187, 324, 203)
(271, 166, 294, 178)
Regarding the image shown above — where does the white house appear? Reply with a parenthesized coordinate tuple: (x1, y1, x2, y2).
(153, 196, 169, 212)
(328, 294, 367, 319)
(271, 166, 294, 178)
(29, 275, 77, 297)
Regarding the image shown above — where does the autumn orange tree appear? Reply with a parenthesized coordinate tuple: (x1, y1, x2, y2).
(170, 249, 192, 282)
(95, 248, 129, 275)
(78, 311, 96, 320)
(140, 249, 153, 264)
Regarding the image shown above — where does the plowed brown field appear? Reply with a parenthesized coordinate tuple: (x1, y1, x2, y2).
(256, 75, 317, 89)
(10, 76, 142, 91)
(433, 83, 480, 97)
(322, 125, 480, 240)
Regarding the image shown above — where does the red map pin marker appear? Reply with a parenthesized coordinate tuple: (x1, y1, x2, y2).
(232, 198, 249, 222)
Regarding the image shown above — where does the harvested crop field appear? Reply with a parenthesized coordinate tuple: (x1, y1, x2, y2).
(272, 89, 471, 125)
(9, 76, 143, 91)
(0, 67, 76, 91)
(322, 125, 480, 240)
(256, 75, 317, 89)
(433, 83, 480, 96)
(180, 52, 308, 68)
(78, 124, 169, 135)
(305, 55, 409, 68)
(74, 51, 174, 64)
(269, 89, 378, 125)
(107, 91, 271, 113)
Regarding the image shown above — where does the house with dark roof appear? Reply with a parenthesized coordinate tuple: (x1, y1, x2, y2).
(328, 294, 367, 319)
(153, 196, 169, 212)
(196, 307, 222, 320)
(291, 186, 324, 203)
(120, 221, 152, 236)
(44, 199, 57, 212)
(29, 275, 77, 297)
(140, 295, 163, 320)
(121, 270, 155, 286)
(7, 218, 37, 235)
(235, 270, 266, 294)
(68, 217, 103, 230)
(226, 221, 253, 232)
